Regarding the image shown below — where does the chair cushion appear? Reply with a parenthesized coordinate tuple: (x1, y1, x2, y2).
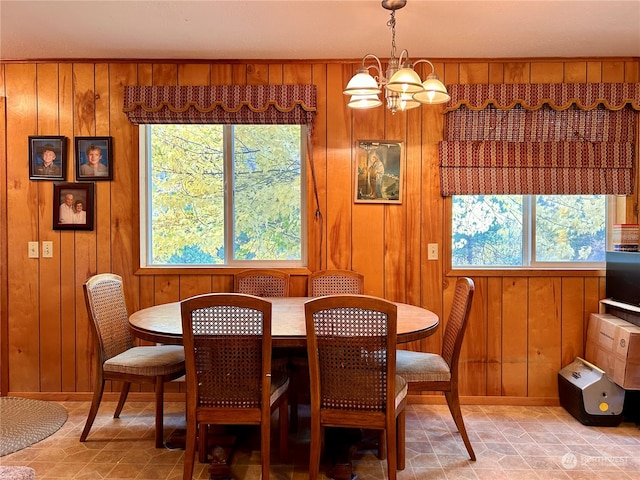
(104, 345, 185, 376)
(269, 370, 290, 406)
(396, 349, 451, 382)
(395, 374, 408, 409)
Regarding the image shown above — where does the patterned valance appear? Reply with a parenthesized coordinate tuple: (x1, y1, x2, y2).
(445, 83, 640, 112)
(123, 85, 317, 127)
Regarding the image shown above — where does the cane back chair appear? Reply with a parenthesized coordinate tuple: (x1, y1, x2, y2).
(396, 277, 476, 460)
(305, 295, 407, 480)
(180, 293, 289, 480)
(81, 273, 185, 448)
(234, 269, 290, 297)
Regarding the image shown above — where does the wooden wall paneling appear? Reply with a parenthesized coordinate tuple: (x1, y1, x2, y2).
(154, 275, 180, 305)
(109, 64, 138, 302)
(501, 277, 528, 396)
(247, 64, 268, 85)
(72, 63, 98, 393)
(560, 277, 586, 369)
(624, 60, 640, 82)
(137, 64, 153, 85)
(324, 64, 353, 271)
(404, 104, 422, 309)
(459, 63, 489, 85)
(232, 65, 248, 85)
(530, 62, 564, 83)
(36, 63, 63, 392)
(564, 62, 588, 83)
(211, 274, 233, 294)
(95, 63, 113, 274)
(178, 275, 212, 300)
(351, 104, 385, 297)
(139, 275, 155, 309)
(488, 63, 505, 84)
(583, 276, 600, 343)
(58, 63, 77, 392)
(1, 91, 8, 394)
(307, 63, 328, 273)
(527, 277, 562, 397)
(178, 64, 211, 86)
(602, 60, 625, 82)
(153, 64, 178, 86)
(486, 276, 503, 396)
(6, 63, 40, 392)
(267, 64, 283, 85)
(586, 61, 602, 83)
(503, 62, 530, 84)
(283, 64, 312, 85)
(460, 276, 487, 395)
(382, 107, 408, 303)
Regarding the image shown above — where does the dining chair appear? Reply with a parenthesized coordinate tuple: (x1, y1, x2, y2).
(307, 269, 364, 297)
(234, 268, 290, 297)
(80, 273, 186, 448)
(180, 293, 289, 480)
(305, 295, 407, 480)
(290, 269, 365, 429)
(396, 277, 476, 460)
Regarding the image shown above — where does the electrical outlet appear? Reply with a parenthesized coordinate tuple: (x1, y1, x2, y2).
(428, 243, 438, 260)
(42, 241, 53, 258)
(28, 241, 39, 258)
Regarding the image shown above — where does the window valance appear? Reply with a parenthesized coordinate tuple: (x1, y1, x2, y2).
(123, 85, 317, 127)
(445, 83, 640, 112)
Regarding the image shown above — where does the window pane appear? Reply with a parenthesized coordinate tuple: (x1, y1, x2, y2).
(232, 125, 302, 261)
(452, 195, 523, 267)
(149, 125, 225, 265)
(535, 195, 606, 262)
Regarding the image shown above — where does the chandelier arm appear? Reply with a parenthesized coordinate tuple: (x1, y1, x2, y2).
(412, 59, 436, 74)
(397, 49, 411, 67)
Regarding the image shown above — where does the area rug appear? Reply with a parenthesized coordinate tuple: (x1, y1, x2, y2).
(0, 397, 68, 456)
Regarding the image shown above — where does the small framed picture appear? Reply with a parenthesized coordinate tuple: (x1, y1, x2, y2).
(53, 182, 94, 230)
(75, 136, 112, 180)
(355, 140, 403, 204)
(29, 136, 66, 181)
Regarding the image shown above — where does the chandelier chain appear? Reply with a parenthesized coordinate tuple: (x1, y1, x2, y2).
(388, 11, 397, 59)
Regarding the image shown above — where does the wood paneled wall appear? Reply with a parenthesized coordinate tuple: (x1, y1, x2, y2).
(1, 58, 638, 403)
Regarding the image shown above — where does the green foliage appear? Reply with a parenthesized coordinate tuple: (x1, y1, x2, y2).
(148, 124, 302, 265)
(452, 195, 606, 267)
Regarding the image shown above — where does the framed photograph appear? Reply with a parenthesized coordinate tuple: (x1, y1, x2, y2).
(75, 136, 112, 180)
(355, 140, 403, 204)
(53, 182, 94, 230)
(29, 136, 66, 180)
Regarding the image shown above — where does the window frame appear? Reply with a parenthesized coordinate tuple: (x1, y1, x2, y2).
(444, 195, 620, 277)
(137, 124, 309, 271)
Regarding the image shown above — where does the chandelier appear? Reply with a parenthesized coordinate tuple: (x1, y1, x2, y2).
(343, 0, 450, 114)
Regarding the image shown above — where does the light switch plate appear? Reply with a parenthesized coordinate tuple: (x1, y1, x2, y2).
(428, 243, 438, 260)
(42, 241, 53, 258)
(28, 242, 39, 258)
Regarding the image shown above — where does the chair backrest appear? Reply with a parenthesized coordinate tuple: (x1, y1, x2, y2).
(305, 295, 397, 413)
(441, 277, 475, 372)
(83, 273, 134, 363)
(307, 269, 364, 297)
(234, 269, 290, 297)
(180, 293, 272, 409)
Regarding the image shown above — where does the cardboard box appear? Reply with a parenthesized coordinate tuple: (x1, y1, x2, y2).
(585, 313, 640, 390)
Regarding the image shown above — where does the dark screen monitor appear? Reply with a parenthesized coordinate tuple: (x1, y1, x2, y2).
(605, 251, 640, 307)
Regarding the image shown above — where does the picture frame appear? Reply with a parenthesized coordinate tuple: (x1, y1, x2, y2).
(75, 136, 113, 180)
(29, 136, 67, 181)
(53, 182, 94, 230)
(355, 140, 403, 204)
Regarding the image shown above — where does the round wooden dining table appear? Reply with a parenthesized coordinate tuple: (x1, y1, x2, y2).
(129, 295, 439, 347)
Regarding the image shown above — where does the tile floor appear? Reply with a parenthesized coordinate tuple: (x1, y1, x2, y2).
(1, 400, 639, 479)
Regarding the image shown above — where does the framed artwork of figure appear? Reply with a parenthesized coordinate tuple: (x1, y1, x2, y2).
(29, 136, 67, 181)
(53, 182, 94, 230)
(75, 136, 113, 180)
(354, 140, 403, 204)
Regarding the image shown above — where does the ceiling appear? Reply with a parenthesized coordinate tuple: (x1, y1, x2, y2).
(1, 0, 639, 62)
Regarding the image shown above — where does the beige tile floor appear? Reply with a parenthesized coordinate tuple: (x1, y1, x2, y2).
(1, 400, 639, 479)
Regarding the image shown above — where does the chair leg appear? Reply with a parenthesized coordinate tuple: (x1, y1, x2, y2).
(308, 418, 322, 480)
(377, 430, 386, 460)
(113, 382, 131, 418)
(444, 390, 476, 461)
(198, 423, 208, 464)
(80, 378, 105, 442)
(397, 409, 406, 471)
(154, 377, 165, 448)
(386, 421, 397, 480)
(261, 414, 271, 480)
(279, 396, 289, 460)
(183, 411, 197, 480)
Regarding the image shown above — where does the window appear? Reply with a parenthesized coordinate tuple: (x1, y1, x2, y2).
(139, 124, 306, 267)
(451, 194, 609, 268)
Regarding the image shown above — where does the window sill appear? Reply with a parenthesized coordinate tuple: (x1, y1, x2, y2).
(446, 268, 605, 277)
